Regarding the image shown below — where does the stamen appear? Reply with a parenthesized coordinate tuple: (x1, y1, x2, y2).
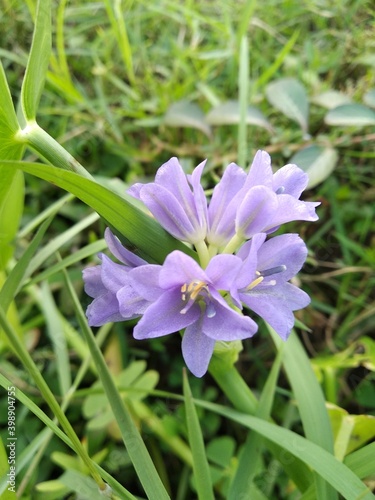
(259, 265, 286, 277)
(245, 266, 286, 291)
(180, 280, 210, 314)
(275, 186, 285, 194)
(246, 276, 264, 290)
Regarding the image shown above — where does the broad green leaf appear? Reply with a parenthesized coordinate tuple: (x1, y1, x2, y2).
(312, 90, 352, 109)
(21, 0, 51, 120)
(183, 370, 215, 500)
(205, 100, 273, 132)
(194, 399, 375, 500)
(34, 480, 70, 500)
(363, 89, 375, 109)
(0, 169, 24, 269)
(0, 61, 19, 135)
(325, 104, 375, 126)
(269, 329, 337, 500)
(206, 436, 235, 468)
(266, 78, 309, 133)
(3, 160, 196, 264)
(290, 145, 338, 189)
(163, 100, 212, 137)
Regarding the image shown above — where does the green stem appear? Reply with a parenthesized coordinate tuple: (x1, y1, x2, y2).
(15, 121, 93, 179)
(0, 307, 106, 490)
(195, 240, 210, 268)
(221, 233, 244, 255)
(209, 358, 258, 414)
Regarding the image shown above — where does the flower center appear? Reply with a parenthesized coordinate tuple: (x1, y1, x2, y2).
(180, 280, 213, 315)
(246, 265, 286, 291)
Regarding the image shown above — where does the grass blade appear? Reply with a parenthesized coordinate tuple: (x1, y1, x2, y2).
(194, 400, 374, 500)
(21, 0, 51, 121)
(60, 265, 170, 500)
(268, 328, 338, 500)
(3, 160, 195, 263)
(183, 370, 215, 500)
(228, 347, 284, 499)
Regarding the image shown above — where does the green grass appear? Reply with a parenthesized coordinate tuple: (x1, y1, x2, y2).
(0, 0, 374, 498)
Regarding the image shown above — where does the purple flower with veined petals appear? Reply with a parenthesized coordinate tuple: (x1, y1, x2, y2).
(83, 228, 147, 326)
(232, 233, 311, 340)
(207, 150, 320, 248)
(128, 157, 208, 245)
(128, 251, 258, 377)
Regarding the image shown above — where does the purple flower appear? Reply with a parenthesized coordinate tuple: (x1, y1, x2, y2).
(128, 251, 258, 377)
(232, 233, 311, 340)
(128, 157, 208, 245)
(207, 150, 320, 250)
(83, 228, 147, 326)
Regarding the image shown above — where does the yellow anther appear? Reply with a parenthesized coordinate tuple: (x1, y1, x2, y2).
(246, 276, 264, 291)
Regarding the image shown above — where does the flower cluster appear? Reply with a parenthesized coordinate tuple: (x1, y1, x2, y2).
(84, 151, 319, 377)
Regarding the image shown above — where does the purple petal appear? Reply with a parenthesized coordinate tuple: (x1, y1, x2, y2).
(100, 254, 131, 294)
(236, 186, 278, 238)
(207, 163, 246, 245)
(202, 302, 257, 341)
(127, 182, 143, 199)
(139, 184, 199, 242)
(127, 264, 162, 301)
(133, 290, 200, 339)
(105, 228, 146, 267)
(205, 254, 243, 289)
(86, 291, 123, 326)
(256, 234, 308, 284)
(234, 233, 267, 290)
(240, 283, 310, 340)
(272, 164, 308, 198)
(159, 251, 207, 290)
(181, 320, 216, 377)
(190, 159, 208, 232)
(243, 150, 273, 190)
(117, 284, 151, 318)
(83, 266, 106, 298)
(266, 195, 319, 229)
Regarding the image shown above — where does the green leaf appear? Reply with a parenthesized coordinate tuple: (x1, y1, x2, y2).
(312, 90, 352, 109)
(163, 100, 212, 137)
(0, 217, 52, 315)
(265, 78, 309, 133)
(61, 267, 170, 500)
(325, 104, 375, 127)
(37, 283, 72, 396)
(194, 400, 375, 500)
(183, 370, 215, 500)
(269, 329, 337, 500)
(344, 442, 375, 480)
(205, 100, 273, 132)
(0, 169, 24, 269)
(228, 348, 284, 499)
(289, 145, 338, 189)
(21, 0, 51, 120)
(2, 160, 196, 264)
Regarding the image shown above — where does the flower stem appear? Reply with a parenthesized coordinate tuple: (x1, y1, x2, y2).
(209, 358, 258, 414)
(195, 240, 210, 268)
(207, 244, 218, 260)
(15, 121, 93, 179)
(221, 234, 244, 255)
